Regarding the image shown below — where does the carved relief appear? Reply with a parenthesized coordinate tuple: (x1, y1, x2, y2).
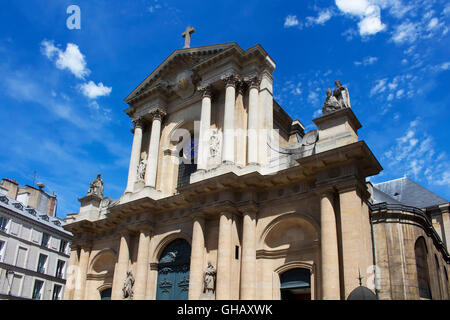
(209, 129, 221, 159)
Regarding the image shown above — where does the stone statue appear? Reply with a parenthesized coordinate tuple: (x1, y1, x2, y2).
(333, 80, 351, 109)
(122, 271, 135, 300)
(323, 88, 342, 114)
(137, 159, 146, 181)
(323, 81, 351, 115)
(203, 262, 216, 294)
(87, 174, 104, 198)
(209, 129, 220, 158)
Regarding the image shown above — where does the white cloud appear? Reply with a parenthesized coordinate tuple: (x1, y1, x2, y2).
(354, 56, 378, 66)
(370, 78, 388, 96)
(306, 9, 334, 26)
(391, 21, 419, 44)
(284, 15, 300, 28)
(308, 91, 320, 105)
(335, 0, 386, 36)
(41, 40, 90, 79)
(80, 81, 112, 99)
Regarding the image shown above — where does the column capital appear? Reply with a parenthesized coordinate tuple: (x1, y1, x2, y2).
(132, 117, 145, 129)
(198, 84, 213, 99)
(238, 204, 258, 217)
(247, 76, 261, 90)
(222, 74, 240, 88)
(315, 187, 336, 198)
(150, 108, 166, 122)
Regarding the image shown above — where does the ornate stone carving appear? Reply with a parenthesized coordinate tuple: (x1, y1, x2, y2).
(222, 74, 240, 88)
(209, 129, 221, 159)
(248, 76, 261, 89)
(333, 80, 351, 109)
(132, 117, 145, 129)
(198, 84, 212, 98)
(150, 109, 167, 121)
(203, 262, 216, 294)
(137, 159, 147, 182)
(323, 80, 351, 115)
(174, 70, 195, 99)
(87, 174, 104, 198)
(122, 270, 135, 300)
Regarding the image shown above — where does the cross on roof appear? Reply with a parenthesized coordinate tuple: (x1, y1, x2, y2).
(182, 26, 195, 49)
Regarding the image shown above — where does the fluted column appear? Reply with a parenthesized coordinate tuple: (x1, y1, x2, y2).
(73, 245, 91, 300)
(216, 211, 233, 299)
(145, 109, 166, 188)
(134, 228, 152, 300)
(197, 87, 212, 171)
(111, 232, 130, 300)
(64, 246, 79, 300)
(126, 118, 144, 193)
(247, 77, 260, 165)
(320, 191, 340, 300)
(240, 208, 257, 299)
(222, 75, 237, 164)
(188, 215, 205, 299)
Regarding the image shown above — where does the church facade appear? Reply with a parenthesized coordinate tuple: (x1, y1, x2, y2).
(63, 37, 450, 300)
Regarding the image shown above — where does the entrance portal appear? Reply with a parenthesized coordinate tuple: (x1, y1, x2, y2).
(156, 239, 191, 300)
(280, 268, 311, 300)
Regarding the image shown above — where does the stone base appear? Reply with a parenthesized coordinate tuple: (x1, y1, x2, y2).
(199, 292, 215, 300)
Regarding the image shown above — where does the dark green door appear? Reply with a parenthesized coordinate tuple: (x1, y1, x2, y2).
(156, 239, 191, 300)
(100, 288, 112, 300)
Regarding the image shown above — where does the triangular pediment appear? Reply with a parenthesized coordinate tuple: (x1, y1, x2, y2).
(125, 42, 239, 104)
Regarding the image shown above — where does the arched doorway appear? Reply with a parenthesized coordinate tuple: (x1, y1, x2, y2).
(280, 268, 311, 301)
(156, 239, 191, 300)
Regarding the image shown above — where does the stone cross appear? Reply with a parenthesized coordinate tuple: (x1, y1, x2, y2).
(182, 26, 195, 49)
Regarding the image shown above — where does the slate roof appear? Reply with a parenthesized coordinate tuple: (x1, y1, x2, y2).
(373, 177, 448, 209)
(0, 194, 72, 236)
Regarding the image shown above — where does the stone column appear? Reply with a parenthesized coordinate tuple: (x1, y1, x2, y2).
(111, 232, 130, 300)
(125, 118, 144, 193)
(64, 246, 79, 300)
(188, 215, 205, 299)
(197, 87, 212, 171)
(240, 208, 257, 299)
(73, 245, 91, 300)
(320, 191, 340, 300)
(247, 77, 260, 165)
(216, 211, 233, 300)
(134, 228, 152, 300)
(222, 75, 237, 164)
(145, 109, 166, 188)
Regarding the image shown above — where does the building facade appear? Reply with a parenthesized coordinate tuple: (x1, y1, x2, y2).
(0, 179, 72, 300)
(63, 39, 450, 300)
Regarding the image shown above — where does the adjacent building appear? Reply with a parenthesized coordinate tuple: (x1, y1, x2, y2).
(63, 36, 449, 300)
(0, 178, 72, 300)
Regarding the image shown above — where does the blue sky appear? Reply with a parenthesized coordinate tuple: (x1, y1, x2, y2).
(0, 0, 449, 218)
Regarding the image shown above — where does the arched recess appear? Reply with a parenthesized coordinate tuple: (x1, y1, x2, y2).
(414, 237, 432, 299)
(259, 213, 320, 300)
(151, 231, 192, 263)
(434, 254, 443, 299)
(86, 249, 116, 300)
(160, 119, 198, 194)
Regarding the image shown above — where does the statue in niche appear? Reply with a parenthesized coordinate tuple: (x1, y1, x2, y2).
(137, 159, 146, 181)
(122, 271, 135, 300)
(87, 174, 104, 198)
(203, 262, 216, 295)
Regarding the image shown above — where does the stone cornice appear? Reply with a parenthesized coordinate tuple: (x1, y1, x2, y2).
(370, 202, 450, 263)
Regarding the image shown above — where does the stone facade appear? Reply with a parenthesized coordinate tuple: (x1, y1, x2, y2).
(63, 41, 450, 300)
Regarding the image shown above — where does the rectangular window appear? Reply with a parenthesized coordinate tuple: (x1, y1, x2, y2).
(52, 284, 62, 300)
(41, 233, 50, 247)
(37, 254, 47, 274)
(59, 240, 67, 254)
(32, 280, 44, 300)
(55, 260, 65, 279)
(0, 241, 5, 262)
(15, 246, 28, 268)
(0, 216, 9, 232)
(235, 245, 239, 260)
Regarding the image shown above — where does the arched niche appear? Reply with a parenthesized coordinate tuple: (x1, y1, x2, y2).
(261, 213, 319, 252)
(89, 249, 116, 276)
(414, 237, 432, 299)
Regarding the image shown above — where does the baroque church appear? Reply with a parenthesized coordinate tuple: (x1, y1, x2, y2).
(63, 28, 450, 300)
